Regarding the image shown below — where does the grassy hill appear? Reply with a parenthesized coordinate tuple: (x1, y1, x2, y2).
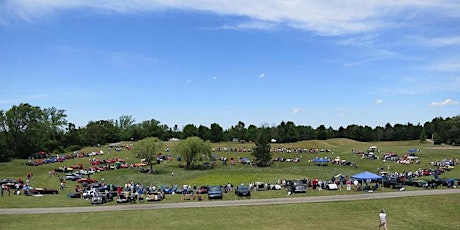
(0, 138, 459, 208)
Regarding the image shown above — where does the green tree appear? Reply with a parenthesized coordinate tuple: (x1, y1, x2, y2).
(419, 129, 427, 142)
(251, 127, 272, 167)
(182, 124, 198, 139)
(198, 125, 210, 141)
(175, 136, 211, 168)
(3, 103, 44, 158)
(209, 123, 224, 143)
(133, 137, 164, 174)
(84, 120, 121, 146)
(118, 115, 135, 140)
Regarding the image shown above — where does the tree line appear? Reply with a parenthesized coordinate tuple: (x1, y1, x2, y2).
(1, 103, 459, 161)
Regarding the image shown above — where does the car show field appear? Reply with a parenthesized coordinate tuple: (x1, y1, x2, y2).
(1, 139, 459, 229)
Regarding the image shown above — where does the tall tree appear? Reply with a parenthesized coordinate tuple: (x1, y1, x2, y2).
(133, 137, 164, 174)
(182, 124, 198, 139)
(209, 123, 224, 143)
(84, 120, 121, 146)
(197, 125, 210, 141)
(3, 103, 44, 158)
(175, 136, 211, 168)
(251, 127, 272, 167)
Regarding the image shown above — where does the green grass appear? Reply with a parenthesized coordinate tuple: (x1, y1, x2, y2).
(1, 139, 459, 229)
(1, 194, 459, 230)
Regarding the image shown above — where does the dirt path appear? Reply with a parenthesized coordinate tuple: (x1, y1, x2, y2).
(1, 189, 459, 215)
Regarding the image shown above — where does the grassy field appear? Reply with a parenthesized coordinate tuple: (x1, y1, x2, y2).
(1, 139, 459, 229)
(1, 194, 459, 230)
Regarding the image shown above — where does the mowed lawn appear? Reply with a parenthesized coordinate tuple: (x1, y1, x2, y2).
(1, 138, 459, 229)
(1, 194, 459, 230)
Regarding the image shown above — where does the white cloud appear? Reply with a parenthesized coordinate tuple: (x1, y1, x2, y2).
(222, 21, 278, 31)
(375, 99, 383, 104)
(186, 79, 192, 83)
(259, 73, 265, 78)
(2, 1, 460, 35)
(419, 36, 460, 47)
(291, 107, 301, 114)
(213, 76, 218, 80)
(425, 59, 460, 73)
(430, 98, 459, 107)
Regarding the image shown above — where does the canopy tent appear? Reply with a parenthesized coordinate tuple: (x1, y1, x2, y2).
(351, 171, 383, 191)
(408, 148, 418, 153)
(351, 171, 383, 180)
(313, 157, 330, 166)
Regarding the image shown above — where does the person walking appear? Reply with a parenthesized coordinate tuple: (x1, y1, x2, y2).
(379, 209, 388, 230)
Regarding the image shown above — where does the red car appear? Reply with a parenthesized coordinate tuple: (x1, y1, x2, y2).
(30, 188, 59, 194)
(76, 178, 97, 183)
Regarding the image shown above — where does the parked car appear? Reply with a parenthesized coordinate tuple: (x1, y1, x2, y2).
(117, 192, 134, 203)
(91, 192, 108, 204)
(30, 188, 59, 194)
(145, 191, 165, 201)
(76, 178, 98, 184)
(404, 178, 428, 187)
(289, 180, 307, 193)
(235, 185, 251, 197)
(382, 176, 404, 189)
(65, 173, 83, 181)
(207, 186, 223, 199)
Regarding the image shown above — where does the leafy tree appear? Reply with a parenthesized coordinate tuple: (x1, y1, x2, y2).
(175, 136, 211, 168)
(246, 124, 258, 142)
(209, 123, 224, 143)
(133, 137, 164, 174)
(198, 125, 210, 141)
(137, 119, 168, 140)
(316, 125, 327, 140)
(3, 103, 44, 158)
(182, 124, 198, 139)
(432, 132, 443, 145)
(251, 127, 272, 167)
(118, 115, 135, 140)
(419, 129, 427, 142)
(84, 120, 121, 146)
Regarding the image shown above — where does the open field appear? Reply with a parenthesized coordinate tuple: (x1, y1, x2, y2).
(1, 139, 459, 229)
(1, 193, 459, 230)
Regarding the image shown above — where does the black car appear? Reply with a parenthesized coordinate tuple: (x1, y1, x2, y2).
(207, 186, 223, 199)
(289, 180, 307, 193)
(235, 185, 251, 197)
(382, 176, 403, 189)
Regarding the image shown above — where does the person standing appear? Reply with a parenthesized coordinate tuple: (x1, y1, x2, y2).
(379, 210, 388, 230)
(346, 179, 351, 192)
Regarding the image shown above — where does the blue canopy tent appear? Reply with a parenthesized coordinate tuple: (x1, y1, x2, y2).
(313, 157, 330, 166)
(351, 171, 383, 191)
(408, 148, 419, 154)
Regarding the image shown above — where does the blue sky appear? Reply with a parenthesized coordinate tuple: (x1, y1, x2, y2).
(1, 1, 459, 129)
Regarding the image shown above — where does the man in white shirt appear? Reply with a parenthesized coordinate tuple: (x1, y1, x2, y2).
(379, 210, 388, 230)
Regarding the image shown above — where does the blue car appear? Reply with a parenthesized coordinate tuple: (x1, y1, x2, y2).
(207, 186, 223, 199)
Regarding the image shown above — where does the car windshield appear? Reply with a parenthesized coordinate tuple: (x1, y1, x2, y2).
(238, 186, 250, 191)
(208, 186, 221, 192)
(293, 181, 303, 185)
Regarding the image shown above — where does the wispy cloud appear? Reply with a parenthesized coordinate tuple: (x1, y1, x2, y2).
(425, 59, 460, 73)
(259, 73, 265, 78)
(419, 36, 460, 47)
(2, 1, 459, 35)
(291, 107, 301, 114)
(375, 99, 383, 104)
(430, 99, 459, 107)
(222, 20, 278, 31)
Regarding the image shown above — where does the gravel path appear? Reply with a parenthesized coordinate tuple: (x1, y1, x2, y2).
(1, 189, 459, 215)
